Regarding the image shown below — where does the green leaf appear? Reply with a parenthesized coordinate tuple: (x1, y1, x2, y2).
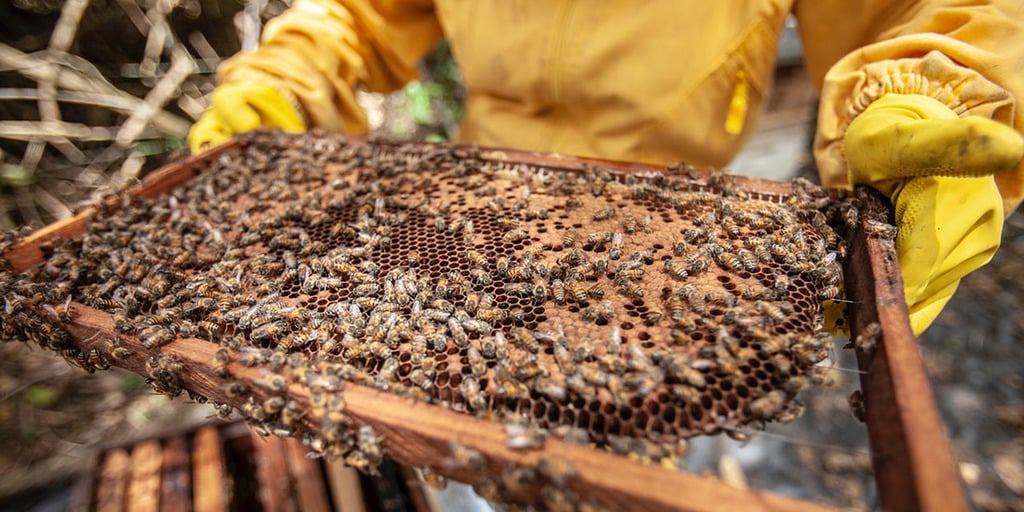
(121, 375, 146, 393)
(24, 385, 57, 407)
(0, 164, 36, 187)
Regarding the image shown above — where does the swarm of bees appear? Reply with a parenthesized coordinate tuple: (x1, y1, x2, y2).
(0, 130, 871, 481)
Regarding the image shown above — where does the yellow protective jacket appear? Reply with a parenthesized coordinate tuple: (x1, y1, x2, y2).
(218, 0, 1024, 213)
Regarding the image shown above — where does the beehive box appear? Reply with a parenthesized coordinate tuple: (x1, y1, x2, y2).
(0, 131, 966, 511)
(68, 420, 427, 512)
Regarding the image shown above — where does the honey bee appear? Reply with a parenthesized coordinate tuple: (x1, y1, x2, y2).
(665, 294, 686, 322)
(617, 267, 645, 281)
(670, 383, 702, 405)
(582, 301, 615, 323)
(772, 273, 791, 295)
(644, 308, 665, 326)
(504, 423, 547, 451)
(685, 251, 710, 275)
(557, 228, 579, 249)
(722, 216, 741, 238)
(461, 376, 487, 411)
(848, 390, 867, 422)
(224, 380, 248, 398)
(865, 220, 897, 239)
(550, 279, 567, 304)
(250, 320, 288, 344)
(849, 321, 881, 353)
(239, 347, 270, 366)
(212, 348, 231, 378)
(260, 373, 288, 393)
(663, 260, 688, 280)
(511, 327, 540, 354)
(704, 289, 737, 307)
(262, 396, 286, 416)
(670, 239, 688, 257)
(106, 340, 132, 362)
(592, 206, 617, 221)
(476, 307, 507, 324)
(755, 300, 787, 324)
(139, 325, 175, 350)
(442, 442, 485, 471)
(750, 390, 787, 419)
(677, 284, 704, 314)
(783, 376, 812, 395)
(735, 248, 758, 271)
(502, 229, 529, 243)
(466, 249, 489, 267)
(618, 280, 644, 298)
(279, 400, 303, 427)
(776, 401, 806, 424)
(609, 232, 625, 260)
(716, 251, 744, 272)
(537, 456, 579, 488)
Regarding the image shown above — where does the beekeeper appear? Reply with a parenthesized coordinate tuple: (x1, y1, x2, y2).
(188, 1, 1024, 335)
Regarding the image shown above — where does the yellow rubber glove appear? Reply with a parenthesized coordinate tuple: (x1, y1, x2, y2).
(188, 81, 305, 154)
(844, 94, 1024, 335)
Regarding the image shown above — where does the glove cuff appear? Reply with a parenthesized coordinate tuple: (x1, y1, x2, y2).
(815, 49, 1014, 190)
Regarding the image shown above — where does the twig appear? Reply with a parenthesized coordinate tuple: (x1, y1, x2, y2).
(187, 31, 221, 64)
(14, 186, 43, 226)
(240, 0, 267, 51)
(0, 88, 153, 114)
(49, 0, 91, 52)
(0, 120, 161, 142)
(0, 44, 191, 136)
(115, 46, 196, 147)
(114, 0, 150, 36)
(140, 0, 175, 78)
(33, 184, 74, 221)
(20, 141, 46, 172)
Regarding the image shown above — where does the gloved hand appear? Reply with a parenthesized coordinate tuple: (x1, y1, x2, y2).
(188, 81, 305, 154)
(844, 93, 1024, 335)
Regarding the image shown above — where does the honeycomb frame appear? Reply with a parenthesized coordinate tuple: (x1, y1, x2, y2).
(4, 131, 970, 507)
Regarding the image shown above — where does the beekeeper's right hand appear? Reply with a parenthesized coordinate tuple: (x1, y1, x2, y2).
(188, 81, 305, 154)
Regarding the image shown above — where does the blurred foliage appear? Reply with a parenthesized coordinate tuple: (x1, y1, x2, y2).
(385, 40, 464, 142)
(23, 385, 57, 407)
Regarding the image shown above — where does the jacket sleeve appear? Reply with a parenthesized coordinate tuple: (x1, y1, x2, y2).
(216, 0, 443, 134)
(796, 0, 1024, 214)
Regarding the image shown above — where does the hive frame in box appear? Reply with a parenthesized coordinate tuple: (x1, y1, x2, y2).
(2, 138, 966, 512)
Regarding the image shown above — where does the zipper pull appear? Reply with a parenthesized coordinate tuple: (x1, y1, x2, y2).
(725, 69, 749, 135)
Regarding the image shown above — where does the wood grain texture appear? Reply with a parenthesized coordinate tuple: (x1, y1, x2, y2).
(159, 436, 192, 512)
(284, 438, 332, 512)
(324, 460, 366, 512)
(192, 425, 226, 512)
(95, 448, 131, 512)
(844, 188, 968, 512)
(126, 440, 163, 512)
(254, 435, 295, 512)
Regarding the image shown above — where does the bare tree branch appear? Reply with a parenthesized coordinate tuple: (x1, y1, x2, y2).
(116, 47, 196, 147)
(0, 44, 192, 136)
(0, 121, 160, 142)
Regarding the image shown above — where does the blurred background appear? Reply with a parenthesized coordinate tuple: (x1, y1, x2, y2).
(0, 1, 1021, 510)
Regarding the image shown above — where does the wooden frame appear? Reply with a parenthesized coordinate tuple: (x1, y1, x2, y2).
(2, 138, 967, 511)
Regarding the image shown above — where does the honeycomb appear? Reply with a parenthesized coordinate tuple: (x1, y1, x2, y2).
(0, 131, 852, 464)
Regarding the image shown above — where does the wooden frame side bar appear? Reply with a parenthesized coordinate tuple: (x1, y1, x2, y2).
(844, 188, 967, 512)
